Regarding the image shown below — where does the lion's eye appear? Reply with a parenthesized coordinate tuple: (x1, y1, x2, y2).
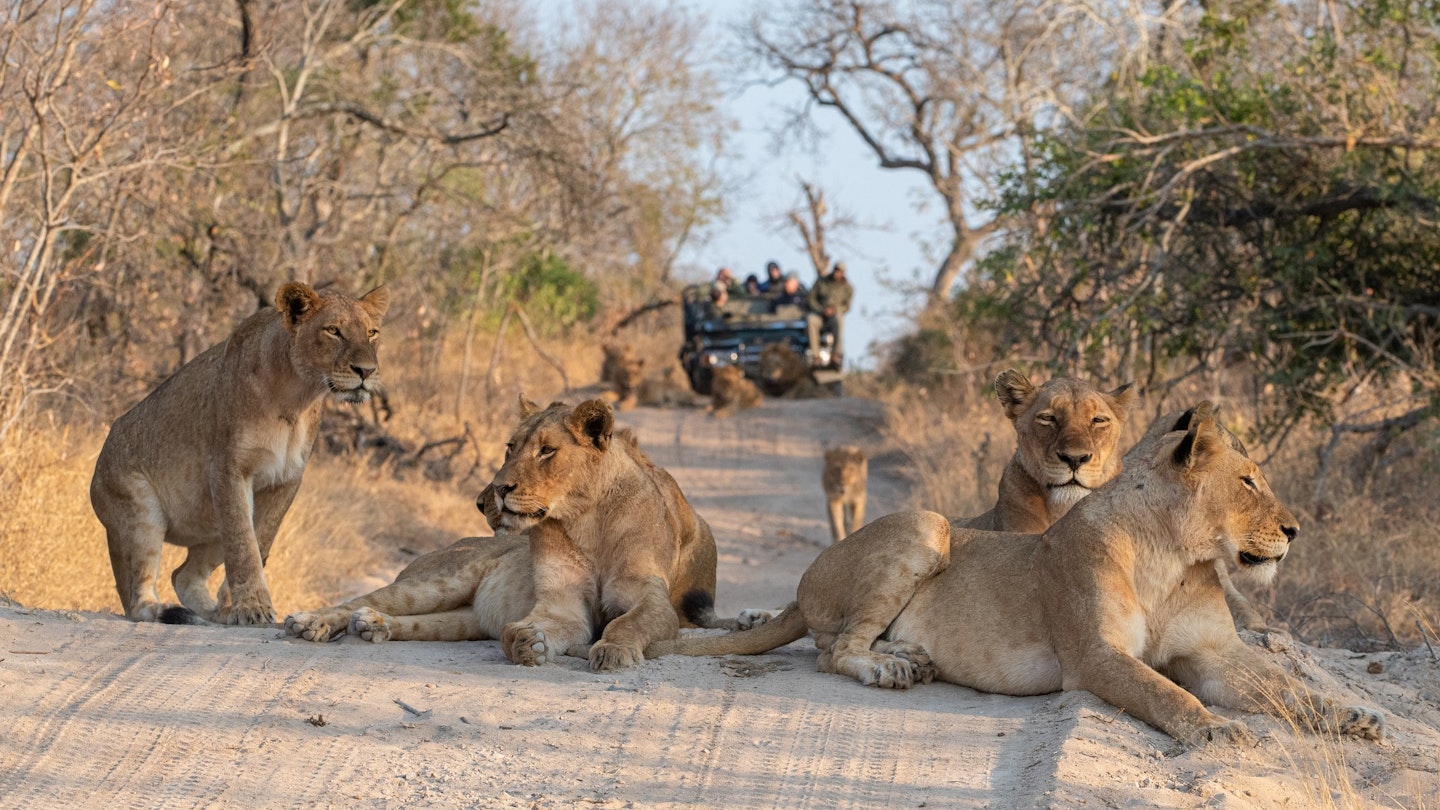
(538, 445, 557, 459)
(1092, 416, 1109, 425)
(367, 328, 379, 340)
(1036, 413, 1056, 425)
(1242, 476, 1258, 491)
(503, 442, 514, 460)
(324, 325, 342, 337)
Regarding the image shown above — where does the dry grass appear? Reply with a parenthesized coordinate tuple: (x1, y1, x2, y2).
(879, 374, 1440, 651)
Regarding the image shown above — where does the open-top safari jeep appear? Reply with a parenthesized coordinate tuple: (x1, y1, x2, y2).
(679, 283, 842, 396)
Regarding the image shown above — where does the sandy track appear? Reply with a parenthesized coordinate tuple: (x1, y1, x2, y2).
(2, 397, 1437, 808)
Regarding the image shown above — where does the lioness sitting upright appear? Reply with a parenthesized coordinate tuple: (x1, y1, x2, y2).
(286, 397, 721, 672)
(91, 282, 389, 625)
(648, 405, 1386, 747)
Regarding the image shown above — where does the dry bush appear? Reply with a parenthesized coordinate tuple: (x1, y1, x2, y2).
(877, 378, 1014, 518)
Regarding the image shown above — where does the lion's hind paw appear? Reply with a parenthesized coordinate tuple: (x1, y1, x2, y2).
(349, 607, 392, 643)
(736, 609, 777, 631)
(284, 612, 341, 642)
(501, 621, 557, 666)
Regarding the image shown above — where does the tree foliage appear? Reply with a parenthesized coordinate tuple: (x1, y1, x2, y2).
(970, 0, 1440, 434)
(0, 0, 726, 436)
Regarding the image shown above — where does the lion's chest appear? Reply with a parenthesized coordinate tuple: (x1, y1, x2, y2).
(242, 415, 318, 490)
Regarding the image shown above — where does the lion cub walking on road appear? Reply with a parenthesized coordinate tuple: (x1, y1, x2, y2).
(822, 446, 868, 543)
(92, 282, 390, 625)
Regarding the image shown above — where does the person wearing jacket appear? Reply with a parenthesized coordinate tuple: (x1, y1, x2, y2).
(807, 261, 853, 368)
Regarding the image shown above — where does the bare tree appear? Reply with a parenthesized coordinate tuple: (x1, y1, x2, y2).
(747, 0, 1127, 303)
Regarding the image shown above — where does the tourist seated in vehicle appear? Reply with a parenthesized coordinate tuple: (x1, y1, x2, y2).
(807, 261, 853, 368)
(758, 260, 785, 293)
(769, 272, 808, 312)
(713, 266, 744, 296)
(743, 274, 763, 296)
(703, 283, 742, 321)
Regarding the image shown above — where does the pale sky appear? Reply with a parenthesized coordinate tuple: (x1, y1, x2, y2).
(675, 2, 940, 371)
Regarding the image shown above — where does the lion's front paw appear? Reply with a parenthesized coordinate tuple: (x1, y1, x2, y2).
(284, 612, 340, 642)
(1189, 718, 1254, 747)
(888, 644, 936, 686)
(863, 655, 922, 689)
(501, 621, 558, 666)
(589, 640, 645, 671)
(220, 594, 276, 626)
(736, 609, 775, 631)
(1339, 706, 1386, 741)
(349, 608, 392, 643)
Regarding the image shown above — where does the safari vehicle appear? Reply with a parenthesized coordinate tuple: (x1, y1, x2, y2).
(679, 283, 842, 395)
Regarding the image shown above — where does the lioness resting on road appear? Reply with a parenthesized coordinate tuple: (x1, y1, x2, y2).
(287, 397, 721, 672)
(648, 404, 1386, 746)
(822, 446, 868, 543)
(91, 282, 389, 625)
(710, 364, 761, 417)
(960, 368, 1267, 630)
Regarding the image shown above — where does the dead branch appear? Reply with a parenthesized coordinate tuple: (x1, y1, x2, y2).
(484, 306, 513, 405)
(610, 297, 678, 335)
(509, 304, 570, 391)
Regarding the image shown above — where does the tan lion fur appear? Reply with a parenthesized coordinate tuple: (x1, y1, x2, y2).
(710, 364, 761, 418)
(600, 342, 643, 411)
(758, 342, 831, 399)
(822, 446, 868, 543)
(959, 369, 1134, 533)
(648, 405, 1386, 747)
(91, 282, 389, 625)
(286, 398, 719, 673)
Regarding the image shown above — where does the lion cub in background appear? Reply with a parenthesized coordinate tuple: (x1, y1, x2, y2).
(822, 445, 868, 543)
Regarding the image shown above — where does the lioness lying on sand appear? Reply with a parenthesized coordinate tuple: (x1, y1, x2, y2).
(287, 397, 723, 672)
(648, 404, 1386, 746)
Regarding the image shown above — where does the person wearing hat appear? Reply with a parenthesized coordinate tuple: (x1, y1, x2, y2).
(807, 260, 853, 368)
(769, 271, 808, 310)
(758, 260, 785, 293)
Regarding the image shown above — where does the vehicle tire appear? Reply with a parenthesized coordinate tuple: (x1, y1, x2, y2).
(689, 366, 713, 396)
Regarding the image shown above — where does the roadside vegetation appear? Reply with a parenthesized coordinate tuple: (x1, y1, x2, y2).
(3, 0, 1438, 662)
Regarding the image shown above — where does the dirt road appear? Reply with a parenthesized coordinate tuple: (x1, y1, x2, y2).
(2, 398, 1436, 808)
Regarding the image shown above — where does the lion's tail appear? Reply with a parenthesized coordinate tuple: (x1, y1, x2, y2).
(646, 601, 807, 659)
(158, 605, 209, 625)
(680, 589, 743, 631)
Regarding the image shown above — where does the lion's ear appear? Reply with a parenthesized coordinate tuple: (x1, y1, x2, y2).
(360, 285, 390, 321)
(568, 399, 613, 451)
(276, 282, 322, 329)
(1108, 382, 1137, 412)
(518, 394, 542, 419)
(1172, 401, 1221, 469)
(994, 369, 1036, 420)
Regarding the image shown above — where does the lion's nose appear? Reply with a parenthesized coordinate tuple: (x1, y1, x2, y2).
(1281, 524, 1298, 542)
(352, 363, 375, 381)
(1058, 451, 1091, 471)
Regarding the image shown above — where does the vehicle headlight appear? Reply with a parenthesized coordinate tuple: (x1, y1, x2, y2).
(702, 350, 738, 367)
